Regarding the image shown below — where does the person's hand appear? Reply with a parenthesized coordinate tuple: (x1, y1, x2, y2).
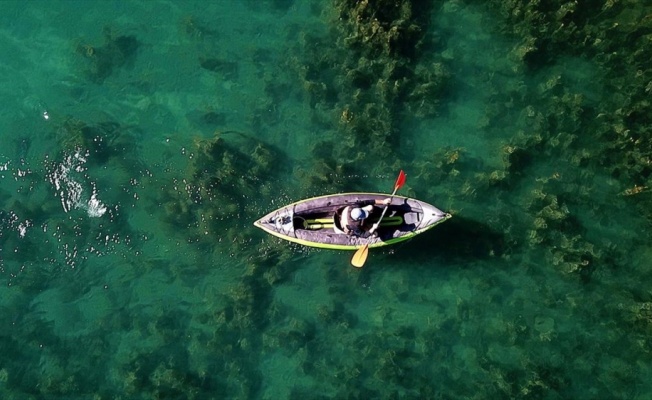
(382, 198, 392, 205)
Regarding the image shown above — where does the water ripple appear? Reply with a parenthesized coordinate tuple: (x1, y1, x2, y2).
(47, 150, 107, 218)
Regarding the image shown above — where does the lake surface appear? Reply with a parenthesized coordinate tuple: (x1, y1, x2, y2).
(1, 1, 651, 399)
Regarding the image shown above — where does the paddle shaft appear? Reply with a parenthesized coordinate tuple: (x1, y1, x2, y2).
(351, 170, 406, 268)
(369, 170, 406, 234)
(369, 188, 399, 234)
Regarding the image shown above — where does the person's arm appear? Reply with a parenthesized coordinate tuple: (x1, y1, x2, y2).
(352, 226, 374, 238)
(356, 198, 392, 207)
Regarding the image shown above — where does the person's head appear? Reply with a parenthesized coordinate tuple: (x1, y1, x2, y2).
(350, 207, 368, 221)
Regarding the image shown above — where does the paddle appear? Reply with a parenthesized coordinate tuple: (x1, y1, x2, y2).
(351, 170, 407, 268)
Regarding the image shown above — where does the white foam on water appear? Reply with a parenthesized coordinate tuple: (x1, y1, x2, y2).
(47, 150, 107, 218)
(0, 211, 31, 239)
(87, 191, 107, 218)
(17, 220, 31, 238)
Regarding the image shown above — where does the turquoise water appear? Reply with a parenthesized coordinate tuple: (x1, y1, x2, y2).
(1, 0, 651, 398)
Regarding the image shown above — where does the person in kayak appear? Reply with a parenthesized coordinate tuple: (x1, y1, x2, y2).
(340, 198, 392, 238)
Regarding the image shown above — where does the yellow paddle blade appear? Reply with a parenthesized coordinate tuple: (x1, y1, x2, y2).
(351, 245, 369, 268)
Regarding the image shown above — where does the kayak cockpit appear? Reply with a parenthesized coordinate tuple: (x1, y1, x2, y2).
(293, 206, 404, 234)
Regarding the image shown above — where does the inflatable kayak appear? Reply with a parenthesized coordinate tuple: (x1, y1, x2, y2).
(253, 193, 451, 250)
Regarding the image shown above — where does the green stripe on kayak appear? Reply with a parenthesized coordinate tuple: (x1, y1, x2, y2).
(304, 216, 403, 230)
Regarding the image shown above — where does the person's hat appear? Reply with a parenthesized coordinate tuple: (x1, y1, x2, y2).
(351, 208, 368, 220)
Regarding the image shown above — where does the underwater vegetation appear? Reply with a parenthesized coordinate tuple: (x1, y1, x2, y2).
(53, 116, 142, 166)
(475, 0, 652, 192)
(128, 1, 652, 396)
(0, 241, 299, 399)
(293, 140, 360, 194)
(199, 57, 239, 80)
(76, 27, 139, 83)
(156, 130, 286, 250)
(258, 0, 652, 397)
(451, 0, 652, 281)
(285, 0, 450, 182)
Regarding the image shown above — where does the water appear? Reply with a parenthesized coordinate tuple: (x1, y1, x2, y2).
(1, 1, 651, 399)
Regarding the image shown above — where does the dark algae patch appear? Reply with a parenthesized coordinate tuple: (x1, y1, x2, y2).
(77, 27, 139, 83)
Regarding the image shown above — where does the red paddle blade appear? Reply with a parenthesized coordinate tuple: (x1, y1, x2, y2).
(394, 170, 406, 191)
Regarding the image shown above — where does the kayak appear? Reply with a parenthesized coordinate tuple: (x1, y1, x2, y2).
(253, 192, 451, 250)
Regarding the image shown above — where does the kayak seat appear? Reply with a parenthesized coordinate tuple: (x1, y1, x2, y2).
(403, 212, 420, 225)
(333, 209, 345, 234)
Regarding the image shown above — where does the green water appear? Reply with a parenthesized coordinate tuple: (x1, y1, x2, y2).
(1, 1, 651, 399)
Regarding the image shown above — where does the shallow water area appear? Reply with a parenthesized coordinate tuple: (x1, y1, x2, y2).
(1, 0, 652, 399)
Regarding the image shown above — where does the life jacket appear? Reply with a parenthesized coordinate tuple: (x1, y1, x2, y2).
(340, 206, 363, 235)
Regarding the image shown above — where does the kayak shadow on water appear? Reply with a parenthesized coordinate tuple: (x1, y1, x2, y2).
(391, 215, 509, 266)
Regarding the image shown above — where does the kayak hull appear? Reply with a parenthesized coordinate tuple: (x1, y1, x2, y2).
(253, 192, 451, 250)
